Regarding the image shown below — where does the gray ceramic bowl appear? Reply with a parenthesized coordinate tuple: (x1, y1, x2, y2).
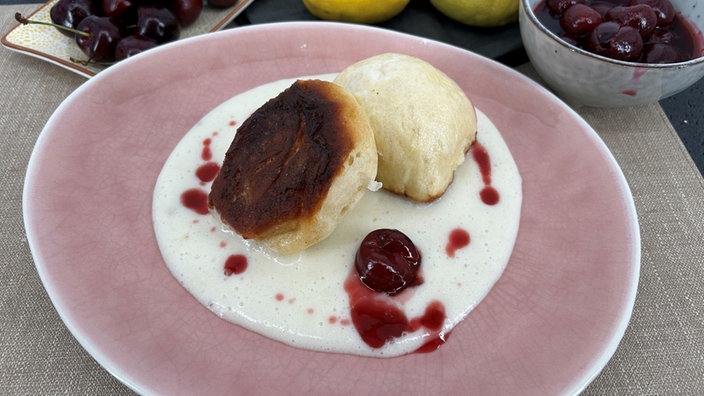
(519, 0, 704, 107)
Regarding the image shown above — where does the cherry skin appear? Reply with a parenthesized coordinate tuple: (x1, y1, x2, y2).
(586, 22, 644, 61)
(643, 42, 682, 63)
(102, 0, 138, 24)
(629, 0, 675, 26)
(560, 4, 602, 37)
(49, 0, 97, 36)
(169, 0, 203, 27)
(136, 6, 181, 44)
(355, 229, 422, 295)
(75, 15, 123, 62)
(546, 0, 584, 14)
(114, 34, 159, 60)
(590, 3, 615, 18)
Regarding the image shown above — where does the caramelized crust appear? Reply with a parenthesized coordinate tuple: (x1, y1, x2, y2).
(209, 79, 376, 251)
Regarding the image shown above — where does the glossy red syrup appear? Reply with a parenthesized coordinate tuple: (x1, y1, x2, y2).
(224, 254, 247, 276)
(344, 272, 447, 351)
(415, 330, 452, 354)
(471, 143, 500, 205)
(196, 162, 220, 183)
(201, 138, 213, 161)
(181, 188, 209, 215)
(446, 228, 471, 257)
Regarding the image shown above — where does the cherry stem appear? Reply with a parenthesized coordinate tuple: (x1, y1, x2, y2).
(15, 12, 90, 37)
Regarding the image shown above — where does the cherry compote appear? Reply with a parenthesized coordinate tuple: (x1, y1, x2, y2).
(535, 0, 704, 63)
(354, 229, 422, 295)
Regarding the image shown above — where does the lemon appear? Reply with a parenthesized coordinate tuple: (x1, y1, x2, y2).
(302, 0, 410, 24)
(430, 0, 519, 27)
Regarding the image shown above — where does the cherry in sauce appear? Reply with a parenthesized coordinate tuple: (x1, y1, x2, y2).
(354, 229, 422, 295)
(535, 0, 704, 63)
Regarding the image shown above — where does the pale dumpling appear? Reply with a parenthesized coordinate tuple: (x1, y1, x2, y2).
(334, 53, 477, 202)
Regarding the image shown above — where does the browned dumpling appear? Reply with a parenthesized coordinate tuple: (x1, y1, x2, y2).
(209, 79, 377, 254)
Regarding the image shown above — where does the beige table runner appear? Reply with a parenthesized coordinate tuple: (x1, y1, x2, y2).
(2, 4, 703, 394)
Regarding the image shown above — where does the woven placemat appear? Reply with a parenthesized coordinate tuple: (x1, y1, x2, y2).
(2, 5, 703, 394)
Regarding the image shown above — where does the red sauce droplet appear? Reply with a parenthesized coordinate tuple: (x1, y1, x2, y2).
(446, 228, 470, 257)
(202, 138, 213, 161)
(471, 143, 500, 205)
(180, 188, 209, 215)
(229, 120, 237, 127)
(196, 161, 220, 183)
(224, 254, 247, 276)
(275, 293, 284, 301)
(480, 186, 500, 205)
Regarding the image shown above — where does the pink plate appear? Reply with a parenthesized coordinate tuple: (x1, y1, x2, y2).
(23, 22, 640, 395)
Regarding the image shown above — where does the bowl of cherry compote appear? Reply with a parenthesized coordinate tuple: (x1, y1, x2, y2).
(519, 0, 704, 107)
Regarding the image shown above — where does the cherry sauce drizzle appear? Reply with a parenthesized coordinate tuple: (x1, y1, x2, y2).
(446, 228, 470, 258)
(344, 271, 448, 352)
(471, 143, 500, 206)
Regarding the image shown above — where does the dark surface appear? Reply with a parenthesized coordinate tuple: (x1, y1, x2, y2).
(4, 0, 703, 174)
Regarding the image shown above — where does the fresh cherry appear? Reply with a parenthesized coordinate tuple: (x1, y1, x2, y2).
(169, 0, 203, 27)
(49, 0, 97, 36)
(75, 15, 124, 61)
(136, 6, 180, 44)
(114, 34, 159, 60)
(560, 4, 602, 36)
(102, 0, 137, 23)
(605, 4, 658, 39)
(355, 229, 422, 295)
